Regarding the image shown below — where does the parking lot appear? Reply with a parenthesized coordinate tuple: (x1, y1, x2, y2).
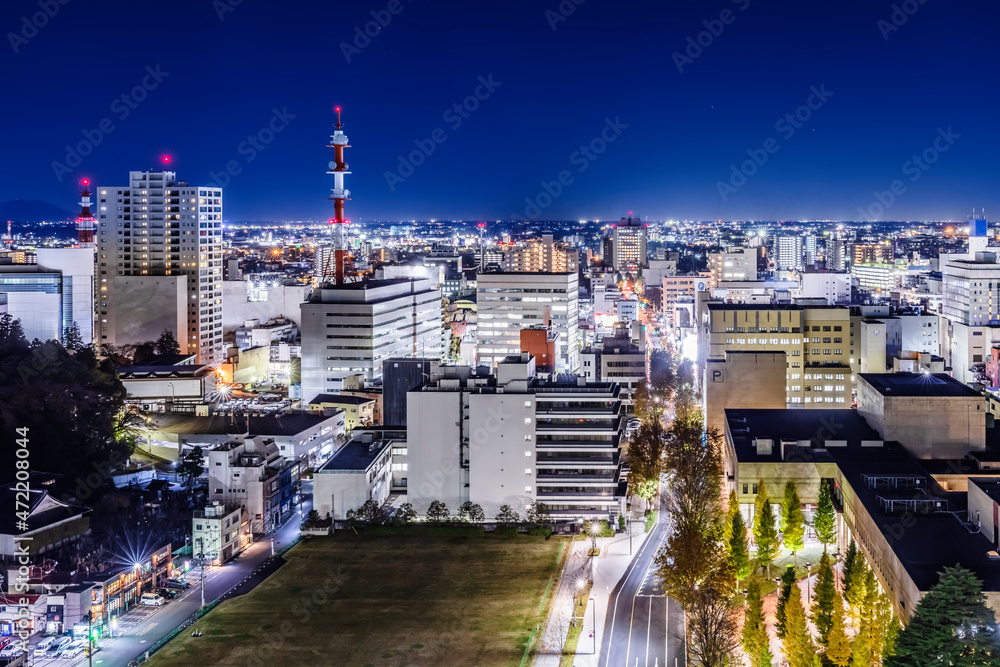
(212, 396, 292, 416)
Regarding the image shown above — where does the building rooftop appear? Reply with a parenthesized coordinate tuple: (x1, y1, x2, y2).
(859, 372, 980, 398)
(308, 393, 375, 405)
(725, 409, 882, 463)
(970, 477, 1000, 505)
(151, 412, 338, 436)
(317, 438, 391, 473)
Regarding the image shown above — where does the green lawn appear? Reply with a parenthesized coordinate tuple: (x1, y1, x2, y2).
(146, 528, 567, 666)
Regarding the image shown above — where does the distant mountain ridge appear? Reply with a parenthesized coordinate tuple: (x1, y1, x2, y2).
(0, 199, 75, 223)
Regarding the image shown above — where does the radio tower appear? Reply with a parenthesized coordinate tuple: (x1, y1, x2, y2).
(76, 179, 96, 247)
(325, 106, 351, 285)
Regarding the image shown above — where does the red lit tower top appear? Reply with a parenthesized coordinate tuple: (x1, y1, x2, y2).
(76, 179, 96, 247)
(326, 106, 351, 285)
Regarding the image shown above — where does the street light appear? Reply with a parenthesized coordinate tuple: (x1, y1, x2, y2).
(804, 562, 813, 605)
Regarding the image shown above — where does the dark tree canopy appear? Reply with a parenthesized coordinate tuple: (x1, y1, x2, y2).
(0, 315, 131, 484)
(155, 328, 181, 356)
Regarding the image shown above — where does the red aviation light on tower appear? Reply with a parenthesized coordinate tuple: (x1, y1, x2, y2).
(326, 106, 351, 285)
(161, 154, 172, 165)
(76, 179, 96, 247)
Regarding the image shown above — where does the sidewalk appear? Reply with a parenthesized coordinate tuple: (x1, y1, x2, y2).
(535, 526, 652, 666)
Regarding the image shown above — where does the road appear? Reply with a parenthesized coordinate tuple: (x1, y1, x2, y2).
(29, 482, 311, 667)
(598, 483, 685, 667)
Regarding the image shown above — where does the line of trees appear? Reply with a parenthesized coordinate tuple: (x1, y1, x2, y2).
(655, 385, 740, 666)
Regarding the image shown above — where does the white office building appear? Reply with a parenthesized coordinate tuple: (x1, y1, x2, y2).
(96, 171, 223, 364)
(300, 277, 442, 402)
(477, 272, 580, 372)
(0, 247, 94, 345)
(406, 355, 626, 522)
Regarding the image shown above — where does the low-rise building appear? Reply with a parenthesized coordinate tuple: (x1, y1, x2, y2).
(192, 502, 250, 565)
(307, 393, 376, 431)
(580, 322, 647, 410)
(313, 433, 393, 520)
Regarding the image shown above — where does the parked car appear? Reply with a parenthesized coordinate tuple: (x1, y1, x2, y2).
(45, 636, 72, 657)
(0, 644, 25, 659)
(61, 639, 87, 658)
(140, 593, 165, 606)
(164, 577, 191, 589)
(32, 636, 58, 655)
(157, 587, 179, 600)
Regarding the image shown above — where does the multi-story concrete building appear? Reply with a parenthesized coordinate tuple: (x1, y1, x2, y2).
(662, 274, 708, 326)
(580, 322, 647, 410)
(941, 218, 1000, 383)
(96, 171, 223, 364)
(613, 216, 647, 273)
(299, 277, 442, 401)
(705, 303, 852, 406)
(313, 432, 393, 520)
(192, 501, 250, 565)
(503, 234, 579, 273)
(0, 247, 94, 345)
(852, 243, 889, 267)
(827, 231, 846, 271)
(207, 436, 299, 534)
(476, 272, 580, 372)
(775, 235, 804, 272)
(799, 271, 850, 305)
(406, 355, 626, 522)
(708, 248, 757, 288)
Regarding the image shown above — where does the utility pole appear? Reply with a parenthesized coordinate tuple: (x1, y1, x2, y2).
(198, 537, 205, 608)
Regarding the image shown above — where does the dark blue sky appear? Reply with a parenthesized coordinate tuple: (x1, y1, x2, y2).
(2, 0, 998, 221)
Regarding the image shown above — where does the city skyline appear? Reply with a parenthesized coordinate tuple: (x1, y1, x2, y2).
(2, 0, 999, 222)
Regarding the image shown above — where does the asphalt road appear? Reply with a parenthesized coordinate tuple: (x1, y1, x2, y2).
(598, 484, 685, 667)
(29, 482, 312, 667)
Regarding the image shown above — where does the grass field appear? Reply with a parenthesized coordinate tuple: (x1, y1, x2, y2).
(146, 528, 567, 667)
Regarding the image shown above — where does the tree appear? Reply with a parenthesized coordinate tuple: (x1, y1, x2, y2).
(496, 504, 520, 527)
(742, 579, 774, 667)
(394, 502, 417, 525)
(425, 500, 449, 522)
(776, 565, 797, 640)
(63, 322, 86, 351)
(887, 565, 997, 667)
(633, 379, 670, 424)
(781, 481, 806, 565)
(0, 319, 132, 483)
(814, 478, 837, 552)
(178, 446, 205, 487)
(845, 551, 869, 622)
(825, 594, 852, 667)
(753, 496, 779, 578)
(525, 501, 550, 526)
(722, 489, 739, 546)
(688, 584, 740, 667)
(155, 328, 180, 356)
(729, 511, 751, 581)
(628, 419, 665, 501)
(458, 501, 485, 523)
(842, 541, 859, 597)
(782, 582, 815, 667)
(811, 552, 837, 646)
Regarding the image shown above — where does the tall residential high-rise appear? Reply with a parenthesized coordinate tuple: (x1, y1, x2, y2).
(502, 234, 579, 273)
(96, 171, 223, 363)
(476, 272, 580, 371)
(804, 233, 818, 266)
(827, 231, 846, 271)
(941, 216, 1000, 383)
(852, 243, 888, 266)
(775, 235, 804, 272)
(612, 215, 647, 272)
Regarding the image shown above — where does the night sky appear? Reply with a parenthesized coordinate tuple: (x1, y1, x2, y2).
(2, 0, 998, 222)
